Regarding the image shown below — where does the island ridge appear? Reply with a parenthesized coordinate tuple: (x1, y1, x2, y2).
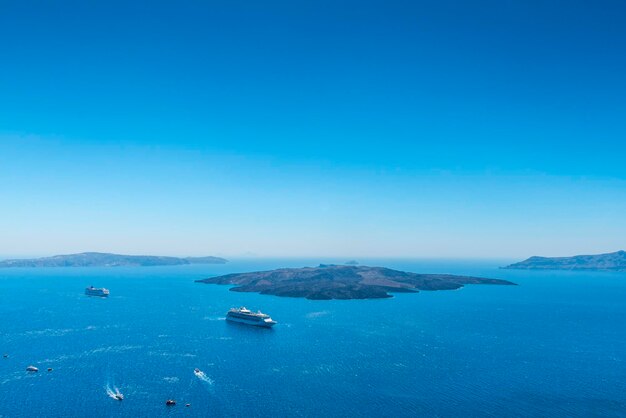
(503, 250, 626, 271)
(0, 252, 228, 267)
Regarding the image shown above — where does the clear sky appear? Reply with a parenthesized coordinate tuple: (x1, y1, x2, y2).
(1, 1, 625, 258)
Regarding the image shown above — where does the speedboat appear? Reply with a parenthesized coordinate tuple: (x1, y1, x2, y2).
(26, 365, 38, 372)
(106, 385, 124, 401)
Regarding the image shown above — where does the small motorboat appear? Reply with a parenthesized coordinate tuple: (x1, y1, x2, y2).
(47, 368, 53, 372)
(166, 399, 176, 406)
(185, 403, 191, 407)
(26, 365, 39, 372)
(106, 385, 124, 401)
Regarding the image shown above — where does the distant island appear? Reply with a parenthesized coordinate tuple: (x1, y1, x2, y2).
(0, 252, 228, 267)
(503, 250, 626, 271)
(196, 264, 515, 300)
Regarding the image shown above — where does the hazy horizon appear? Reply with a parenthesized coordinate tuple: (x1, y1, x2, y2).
(0, 249, 623, 263)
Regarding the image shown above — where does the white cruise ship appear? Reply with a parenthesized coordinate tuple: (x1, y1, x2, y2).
(85, 286, 109, 297)
(226, 307, 277, 328)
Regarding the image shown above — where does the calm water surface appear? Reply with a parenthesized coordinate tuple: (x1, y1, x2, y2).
(1, 259, 625, 417)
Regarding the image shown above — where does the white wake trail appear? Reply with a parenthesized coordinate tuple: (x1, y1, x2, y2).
(194, 370, 214, 385)
(105, 384, 124, 400)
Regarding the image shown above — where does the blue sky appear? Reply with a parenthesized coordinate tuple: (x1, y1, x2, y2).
(1, 1, 625, 258)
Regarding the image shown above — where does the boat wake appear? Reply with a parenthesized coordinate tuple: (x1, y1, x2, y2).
(106, 384, 124, 401)
(194, 368, 214, 385)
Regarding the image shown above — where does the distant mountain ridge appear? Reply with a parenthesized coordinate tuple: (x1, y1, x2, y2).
(0, 252, 228, 267)
(503, 250, 626, 271)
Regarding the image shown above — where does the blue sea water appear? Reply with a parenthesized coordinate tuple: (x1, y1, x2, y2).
(1, 259, 625, 418)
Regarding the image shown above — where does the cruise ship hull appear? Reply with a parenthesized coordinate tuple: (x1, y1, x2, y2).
(226, 315, 276, 328)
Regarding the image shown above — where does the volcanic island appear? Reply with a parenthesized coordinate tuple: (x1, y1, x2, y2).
(196, 264, 515, 300)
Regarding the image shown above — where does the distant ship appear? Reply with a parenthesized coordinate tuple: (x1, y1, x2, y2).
(226, 307, 277, 328)
(85, 286, 110, 297)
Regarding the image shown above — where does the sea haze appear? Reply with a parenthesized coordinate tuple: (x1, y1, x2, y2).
(0, 259, 625, 417)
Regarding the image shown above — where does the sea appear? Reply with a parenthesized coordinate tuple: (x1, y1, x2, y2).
(0, 258, 625, 418)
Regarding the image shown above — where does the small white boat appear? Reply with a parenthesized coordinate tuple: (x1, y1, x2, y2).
(26, 365, 38, 372)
